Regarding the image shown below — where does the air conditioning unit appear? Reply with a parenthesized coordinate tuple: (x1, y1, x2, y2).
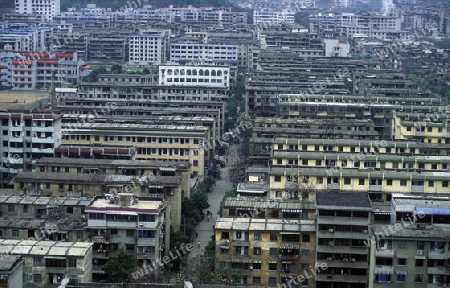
(326, 257, 333, 261)
(139, 223, 143, 226)
(417, 250, 423, 255)
(361, 229, 368, 234)
(328, 228, 334, 233)
(351, 258, 356, 262)
(225, 240, 229, 243)
(249, 266, 253, 270)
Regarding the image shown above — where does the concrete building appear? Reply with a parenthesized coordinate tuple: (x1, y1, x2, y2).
(0, 239, 92, 286)
(15, 0, 60, 21)
(253, 9, 295, 25)
(215, 198, 316, 287)
(315, 192, 371, 288)
(369, 194, 450, 287)
(85, 193, 168, 281)
(0, 256, 23, 288)
(128, 30, 170, 66)
(0, 112, 62, 188)
(159, 65, 230, 88)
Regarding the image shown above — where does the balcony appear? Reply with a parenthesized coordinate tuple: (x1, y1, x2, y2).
(32, 136, 54, 144)
(429, 249, 447, 260)
(32, 126, 54, 132)
(31, 148, 53, 153)
(317, 245, 369, 255)
(369, 185, 382, 192)
(316, 274, 368, 283)
(427, 266, 446, 275)
(137, 238, 156, 245)
(9, 136, 23, 142)
(327, 183, 340, 190)
(232, 241, 250, 246)
(10, 124, 24, 131)
(324, 259, 368, 269)
(375, 249, 395, 258)
(9, 147, 23, 153)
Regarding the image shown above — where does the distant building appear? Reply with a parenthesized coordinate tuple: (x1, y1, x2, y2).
(128, 30, 171, 66)
(253, 9, 295, 25)
(15, 0, 60, 21)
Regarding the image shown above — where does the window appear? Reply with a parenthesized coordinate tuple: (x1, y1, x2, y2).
(270, 248, 277, 256)
(139, 214, 155, 222)
(268, 262, 277, 270)
(7, 205, 14, 212)
(66, 207, 73, 214)
(68, 259, 77, 267)
(302, 234, 310, 242)
(76, 232, 83, 240)
(270, 233, 278, 241)
(253, 277, 261, 284)
(417, 241, 425, 250)
(274, 176, 281, 182)
(397, 273, 406, 282)
(12, 230, 18, 238)
(110, 229, 118, 235)
(302, 210, 308, 219)
(236, 231, 242, 239)
(33, 274, 42, 283)
(221, 248, 229, 255)
(193, 160, 198, 167)
(34, 257, 43, 266)
(359, 179, 365, 185)
(221, 232, 229, 239)
(126, 244, 134, 251)
(428, 181, 434, 187)
(400, 180, 407, 186)
(126, 230, 134, 237)
(269, 277, 277, 285)
(254, 232, 261, 240)
(253, 247, 261, 255)
(138, 230, 156, 238)
(301, 249, 310, 257)
(23, 205, 29, 213)
(316, 177, 323, 184)
(443, 181, 449, 188)
(344, 178, 351, 185)
(414, 274, 423, 283)
(398, 241, 407, 249)
(398, 258, 407, 265)
(415, 259, 424, 266)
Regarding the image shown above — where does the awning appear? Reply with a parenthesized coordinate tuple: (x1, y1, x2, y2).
(106, 211, 138, 216)
(396, 271, 407, 275)
(375, 271, 393, 275)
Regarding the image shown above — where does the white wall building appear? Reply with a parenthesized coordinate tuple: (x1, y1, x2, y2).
(159, 65, 230, 88)
(170, 43, 238, 66)
(253, 9, 295, 25)
(15, 0, 60, 21)
(128, 30, 170, 66)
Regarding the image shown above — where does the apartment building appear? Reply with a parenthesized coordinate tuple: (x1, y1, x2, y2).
(15, 0, 60, 21)
(85, 194, 168, 280)
(0, 52, 90, 90)
(0, 112, 62, 188)
(310, 12, 406, 39)
(0, 256, 23, 288)
(128, 30, 170, 65)
(0, 26, 49, 52)
(253, 9, 295, 25)
(87, 37, 127, 63)
(60, 122, 209, 176)
(0, 239, 92, 286)
(315, 193, 371, 288)
(170, 42, 238, 68)
(369, 194, 450, 287)
(215, 215, 316, 287)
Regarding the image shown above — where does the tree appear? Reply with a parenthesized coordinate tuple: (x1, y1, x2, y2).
(191, 192, 210, 211)
(103, 248, 136, 283)
(111, 64, 122, 74)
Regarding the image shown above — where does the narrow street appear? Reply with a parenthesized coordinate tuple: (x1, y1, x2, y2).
(187, 143, 239, 260)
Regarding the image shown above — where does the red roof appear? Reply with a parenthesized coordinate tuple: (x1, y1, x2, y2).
(55, 53, 73, 58)
(80, 65, 90, 69)
(12, 60, 32, 65)
(0, 65, 5, 69)
(18, 52, 49, 58)
(37, 60, 58, 65)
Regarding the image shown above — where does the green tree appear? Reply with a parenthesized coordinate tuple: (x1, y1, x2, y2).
(191, 192, 210, 211)
(103, 248, 136, 283)
(111, 64, 122, 74)
(84, 66, 107, 83)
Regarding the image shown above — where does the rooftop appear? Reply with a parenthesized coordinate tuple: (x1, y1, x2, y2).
(0, 240, 92, 257)
(223, 197, 315, 210)
(316, 192, 372, 209)
(86, 194, 166, 213)
(215, 217, 315, 232)
(0, 255, 22, 271)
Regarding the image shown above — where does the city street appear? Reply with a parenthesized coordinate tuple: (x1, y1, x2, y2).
(187, 143, 239, 260)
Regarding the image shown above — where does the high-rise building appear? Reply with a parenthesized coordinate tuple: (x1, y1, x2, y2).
(15, 0, 60, 21)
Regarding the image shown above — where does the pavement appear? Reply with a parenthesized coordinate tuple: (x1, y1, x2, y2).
(187, 144, 239, 259)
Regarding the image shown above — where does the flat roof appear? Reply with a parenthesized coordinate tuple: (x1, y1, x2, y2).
(215, 217, 315, 232)
(86, 194, 165, 213)
(316, 192, 372, 209)
(0, 240, 92, 257)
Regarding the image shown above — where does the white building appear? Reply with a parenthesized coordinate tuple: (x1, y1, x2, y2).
(159, 65, 230, 88)
(253, 9, 295, 25)
(170, 43, 238, 66)
(128, 30, 170, 66)
(15, 0, 60, 21)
